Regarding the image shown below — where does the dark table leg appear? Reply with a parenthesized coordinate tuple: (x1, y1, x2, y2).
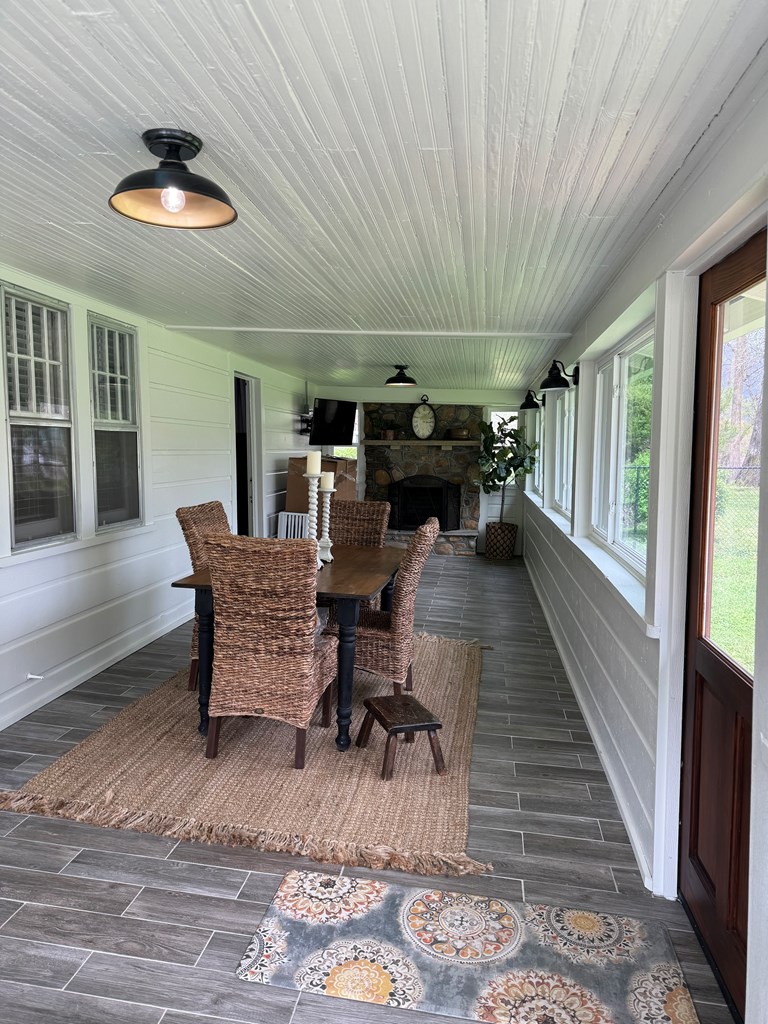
(380, 571, 397, 612)
(334, 597, 360, 751)
(195, 587, 213, 736)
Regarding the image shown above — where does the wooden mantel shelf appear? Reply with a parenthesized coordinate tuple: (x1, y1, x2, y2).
(361, 439, 479, 448)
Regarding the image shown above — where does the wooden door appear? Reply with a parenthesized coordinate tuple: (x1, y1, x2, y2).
(680, 229, 766, 1020)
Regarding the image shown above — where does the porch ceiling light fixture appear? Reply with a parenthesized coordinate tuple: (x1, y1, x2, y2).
(385, 364, 417, 387)
(520, 390, 545, 410)
(539, 359, 579, 392)
(109, 129, 237, 229)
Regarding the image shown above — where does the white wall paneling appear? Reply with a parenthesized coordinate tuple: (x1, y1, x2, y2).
(0, 263, 306, 730)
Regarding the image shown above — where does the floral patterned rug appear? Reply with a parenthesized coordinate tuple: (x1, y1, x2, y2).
(236, 869, 700, 1023)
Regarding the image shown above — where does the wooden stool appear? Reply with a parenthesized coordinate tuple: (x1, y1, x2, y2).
(355, 694, 447, 781)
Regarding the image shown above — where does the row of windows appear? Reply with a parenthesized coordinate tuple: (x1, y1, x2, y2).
(528, 322, 655, 578)
(2, 285, 141, 549)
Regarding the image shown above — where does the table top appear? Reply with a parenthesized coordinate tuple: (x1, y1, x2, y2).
(171, 544, 406, 602)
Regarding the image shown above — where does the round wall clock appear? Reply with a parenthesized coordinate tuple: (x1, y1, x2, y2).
(412, 395, 437, 439)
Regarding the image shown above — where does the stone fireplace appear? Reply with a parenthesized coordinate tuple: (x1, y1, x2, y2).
(362, 403, 481, 555)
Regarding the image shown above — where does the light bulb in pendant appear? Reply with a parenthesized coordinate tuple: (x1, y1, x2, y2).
(160, 186, 186, 213)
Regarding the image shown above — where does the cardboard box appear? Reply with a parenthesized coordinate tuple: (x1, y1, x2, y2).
(286, 457, 357, 513)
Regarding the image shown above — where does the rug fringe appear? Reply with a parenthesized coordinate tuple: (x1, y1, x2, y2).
(0, 790, 492, 877)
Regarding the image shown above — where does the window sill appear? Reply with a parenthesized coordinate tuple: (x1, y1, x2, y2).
(524, 493, 658, 638)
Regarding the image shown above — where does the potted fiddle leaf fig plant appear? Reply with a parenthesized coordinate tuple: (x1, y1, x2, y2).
(478, 417, 538, 559)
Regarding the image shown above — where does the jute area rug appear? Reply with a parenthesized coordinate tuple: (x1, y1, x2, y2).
(0, 635, 488, 875)
(236, 868, 701, 1023)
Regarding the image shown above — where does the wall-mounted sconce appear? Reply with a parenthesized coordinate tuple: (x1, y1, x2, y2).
(539, 360, 579, 392)
(520, 390, 546, 410)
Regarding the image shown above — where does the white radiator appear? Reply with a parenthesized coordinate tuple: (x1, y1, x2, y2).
(277, 511, 310, 539)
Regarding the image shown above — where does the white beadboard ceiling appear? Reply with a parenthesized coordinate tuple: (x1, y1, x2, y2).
(1, 0, 766, 391)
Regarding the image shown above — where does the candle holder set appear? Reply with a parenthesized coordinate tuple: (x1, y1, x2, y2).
(304, 456, 335, 569)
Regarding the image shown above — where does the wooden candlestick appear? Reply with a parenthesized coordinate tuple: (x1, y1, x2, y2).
(303, 472, 323, 569)
(318, 486, 335, 562)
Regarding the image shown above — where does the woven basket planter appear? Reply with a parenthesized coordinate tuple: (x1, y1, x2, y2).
(485, 521, 518, 559)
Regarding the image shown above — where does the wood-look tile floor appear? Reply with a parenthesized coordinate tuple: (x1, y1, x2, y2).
(0, 556, 734, 1023)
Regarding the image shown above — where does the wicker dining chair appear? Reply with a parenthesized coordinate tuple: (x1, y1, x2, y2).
(325, 516, 439, 694)
(323, 499, 391, 611)
(203, 535, 338, 768)
(175, 501, 232, 690)
(328, 499, 390, 547)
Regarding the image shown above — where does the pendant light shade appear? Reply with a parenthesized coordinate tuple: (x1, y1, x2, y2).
(109, 129, 237, 229)
(385, 364, 417, 387)
(539, 359, 579, 391)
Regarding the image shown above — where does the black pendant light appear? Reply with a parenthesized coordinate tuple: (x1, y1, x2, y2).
(109, 129, 237, 229)
(539, 359, 579, 391)
(385, 364, 417, 387)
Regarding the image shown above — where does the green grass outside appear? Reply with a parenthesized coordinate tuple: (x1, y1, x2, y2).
(709, 484, 759, 675)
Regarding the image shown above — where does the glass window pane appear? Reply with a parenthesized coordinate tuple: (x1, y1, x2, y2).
(618, 339, 653, 555)
(14, 301, 29, 355)
(592, 364, 613, 536)
(31, 304, 44, 358)
(95, 430, 140, 526)
(10, 424, 75, 544)
(704, 280, 765, 675)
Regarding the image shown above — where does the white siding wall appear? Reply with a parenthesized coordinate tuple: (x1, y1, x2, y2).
(0, 262, 306, 730)
(262, 381, 311, 538)
(524, 505, 658, 881)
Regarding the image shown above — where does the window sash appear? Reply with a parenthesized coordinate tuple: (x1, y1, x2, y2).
(9, 423, 75, 545)
(590, 323, 654, 575)
(532, 410, 543, 495)
(553, 389, 575, 516)
(94, 428, 140, 527)
(90, 320, 137, 425)
(89, 315, 141, 529)
(5, 294, 70, 419)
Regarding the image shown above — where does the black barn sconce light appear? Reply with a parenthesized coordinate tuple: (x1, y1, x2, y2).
(539, 359, 580, 392)
(520, 390, 546, 410)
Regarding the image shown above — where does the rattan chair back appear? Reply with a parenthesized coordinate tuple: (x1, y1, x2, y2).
(176, 501, 231, 571)
(203, 536, 329, 730)
(329, 499, 390, 547)
(331, 516, 439, 688)
(175, 501, 232, 676)
(389, 517, 440, 637)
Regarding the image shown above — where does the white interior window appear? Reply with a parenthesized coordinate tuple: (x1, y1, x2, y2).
(89, 315, 141, 528)
(553, 389, 575, 517)
(3, 286, 75, 547)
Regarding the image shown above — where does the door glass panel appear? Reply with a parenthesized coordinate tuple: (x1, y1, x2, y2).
(704, 280, 765, 675)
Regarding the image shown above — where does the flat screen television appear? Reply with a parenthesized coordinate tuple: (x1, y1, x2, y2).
(309, 398, 357, 446)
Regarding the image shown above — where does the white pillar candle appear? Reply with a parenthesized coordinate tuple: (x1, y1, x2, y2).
(306, 450, 321, 475)
(320, 470, 335, 490)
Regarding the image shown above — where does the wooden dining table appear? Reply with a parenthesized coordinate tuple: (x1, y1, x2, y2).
(171, 543, 406, 751)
